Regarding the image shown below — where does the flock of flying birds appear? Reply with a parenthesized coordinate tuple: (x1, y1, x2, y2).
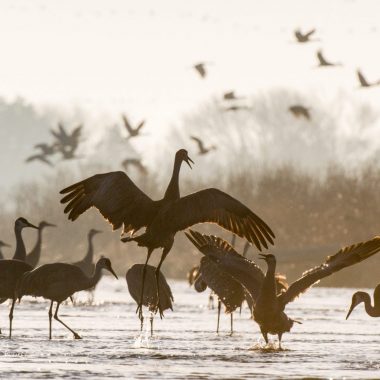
(2, 28, 380, 348)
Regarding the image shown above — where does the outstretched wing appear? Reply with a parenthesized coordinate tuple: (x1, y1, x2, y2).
(357, 70, 369, 87)
(162, 189, 275, 250)
(305, 29, 315, 38)
(317, 51, 328, 65)
(122, 114, 133, 133)
(60, 171, 156, 233)
(186, 230, 265, 301)
(190, 136, 204, 151)
(279, 236, 380, 306)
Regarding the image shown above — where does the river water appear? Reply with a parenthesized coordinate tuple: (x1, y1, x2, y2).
(0, 277, 379, 379)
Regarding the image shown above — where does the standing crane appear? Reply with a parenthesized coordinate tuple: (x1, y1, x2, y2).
(126, 264, 173, 335)
(17, 257, 118, 339)
(60, 149, 275, 327)
(0, 259, 32, 337)
(346, 284, 380, 319)
(26, 221, 56, 268)
(186, 230, 380, 348)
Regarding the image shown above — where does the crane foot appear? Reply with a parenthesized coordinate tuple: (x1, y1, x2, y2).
(73, 333, 82, 339)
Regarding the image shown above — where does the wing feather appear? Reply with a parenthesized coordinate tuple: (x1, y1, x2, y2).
(60, 171, 156, 233)
(159, 189, 275, 251)
(279, 236, 380, 306)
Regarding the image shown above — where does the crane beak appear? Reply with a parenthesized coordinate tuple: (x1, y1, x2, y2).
(27, 222, 39, 229)
(107, 265, 118, 280)
(185, 156, 194, 169)
(46, 222, 57, 228)
(346, 297, 360, 320)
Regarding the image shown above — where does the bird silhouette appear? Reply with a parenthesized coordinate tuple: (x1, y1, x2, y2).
(0, 259, 32, 337)
(26, 221, 56, 268)
(357, 69, 380, 88)
(224, 105, 251, 112)
(122, 114, 145, 140)
(126, 264, 173, 335)
(25, 154, 53, 167)
(193, 62, 207, 78)
(294, 28, 316, 43)
(223, 91, 244, 101)
(289, 105, 311, 120)
(346, 284, 380, 319)
(34, 143, 57, 156)
(60, 149, 275, 327)
(190, 136, 216, 155)
(12, 218, 39, 261)
(316, 50, 341, 67)
(121, 158, 148, 175)
(18, 257, 118, 339)
(186, 230, 380, 348)
(0, 241, 10, 260)
(51, 123, 82, 160)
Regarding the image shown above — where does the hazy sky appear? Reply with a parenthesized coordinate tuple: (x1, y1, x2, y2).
(0, 0, 380, 193)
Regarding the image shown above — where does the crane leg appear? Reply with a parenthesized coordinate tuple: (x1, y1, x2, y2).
(154, 244, 172, 318)
(150, 314, 153, 337)
(9, 298, 16, 338)
(208, 291, 214, 309)
(260, 328, 269, 345)
(48, 301, 53, 340)
(137, 248, 154, 327)
(216, 299, 221, 334)
(230, 313, 233, 336)
(278, 333, 283, 350)
(54, 302, 82, 340)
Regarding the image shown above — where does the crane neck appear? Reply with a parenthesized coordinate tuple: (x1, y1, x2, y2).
(84, 233, 95, 263)
(362, 292, 380, 317)
(261, 261, 277, 299)
(26, 226, 44, 266)
(84, 262, 103, 289)
(0, 248, 4, 260)
(164, 155, 183, 201)
(13, 225, 26, 261)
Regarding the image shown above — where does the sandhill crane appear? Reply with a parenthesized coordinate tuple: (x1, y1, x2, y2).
(25, 154, 53, 167)
(26, 221, 56, 268)
(126, 264, 173, 335)
(122, 114, 145, 140)
(0, 260, 33, 337)
(190, 136, 216, 155)
(18, 257, 118, 339)
(316, 50, 341, 67)
(357, 69, 380, 88)
(34, 143, 57, 156)
(51, 123, 82, 160)
(60, 149, 275, 326)
(186, 230, 380, 348)
(294, 28, 316, 43)
(121, 158, 148, 175)
(0, 241, 10, 260)
(193, 62, 207, 78)
(289, 105, 311, 120)
(346, 284, 380, 319)
(12, 218, 39, 261)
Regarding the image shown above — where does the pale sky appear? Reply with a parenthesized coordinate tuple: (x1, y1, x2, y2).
(0, 0, 380, 193)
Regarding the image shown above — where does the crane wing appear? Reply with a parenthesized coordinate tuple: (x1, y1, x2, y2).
(60, 171, 156, 233)
(305, 29, 315, 38)
(122, 114, 133, 133)
(186, 230, 265, 301)
(162, 189, 275, 250)
(278, 236, 380, 306)
(357, 70, 369, 87)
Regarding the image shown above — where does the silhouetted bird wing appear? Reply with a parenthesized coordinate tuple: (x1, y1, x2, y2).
(162, 189, 274, 250)
(223, 91, 236, 100)
(278, 236, 380, 306)
(70, 125, 82, 140)
(186, 230, 265, 300)
(357, 70, 370, 87)
(122, 114, 134, 134)
(135, 120, 145, 133)
(317, 51, 331, 66)
(25, 154, 53, 167)
(190, 136, 205, 151)
(194, 63, 206, 78)
(305, 29, 315, 38)
(199, 256, 246, 313)
(60, 171, 157, 234)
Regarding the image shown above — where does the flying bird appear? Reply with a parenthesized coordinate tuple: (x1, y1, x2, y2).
(60, 149, 275, 327)
(316, 50, 341, 67)
(26, 221, 56, 268)
(190, 136, 216, 155)
(18, 257, 118, 339)
(186, 230, 380, 348)
(294, 28, 316, 43)
(357, 69, 380, 88)
(193, 62, 207, 78)
(289, 105, 311, 120)
(51, 123, 83, 160)
(126, 264, 173, 335)
(346, 284, 380, 319)
(122, 114, 145, 140)
(121, 158, 148, 175)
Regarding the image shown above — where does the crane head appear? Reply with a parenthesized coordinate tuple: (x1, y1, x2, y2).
(96, 257, 118, 279)
(177, 149, 194, 169)
(346, 291, 366, 320)
(258, 253, 276, 264)
(15, 217, 39, 230)
(89, 228, 102, 236)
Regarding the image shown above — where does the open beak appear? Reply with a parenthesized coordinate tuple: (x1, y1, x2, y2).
(108, 265, 118, 280)
(185, 156, 194, 169)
